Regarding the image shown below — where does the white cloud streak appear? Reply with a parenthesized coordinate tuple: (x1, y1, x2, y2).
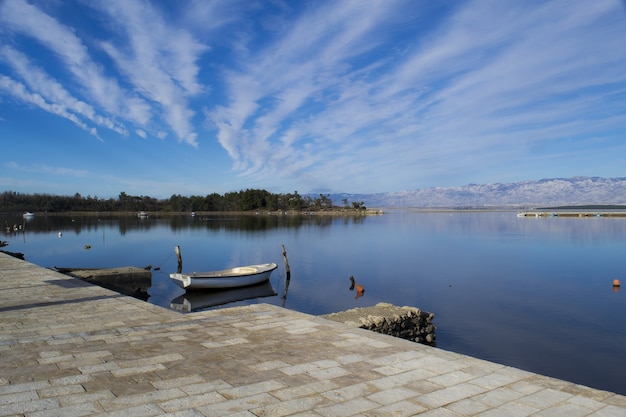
(92, 0, 207, 146)
(6, 161, 88, 178)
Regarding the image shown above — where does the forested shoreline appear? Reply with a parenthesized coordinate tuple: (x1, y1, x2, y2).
(0, 190, 366, 214)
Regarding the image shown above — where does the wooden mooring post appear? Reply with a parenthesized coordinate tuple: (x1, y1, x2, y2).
(281, 244, 291, 300)
(175, 245, 182, 274)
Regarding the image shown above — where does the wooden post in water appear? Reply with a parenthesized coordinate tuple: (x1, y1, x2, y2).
(175, 245, 182, 274)
(281, 244, 291, 300)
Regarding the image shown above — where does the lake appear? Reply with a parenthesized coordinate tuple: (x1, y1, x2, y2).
(2, 210, 626, 396)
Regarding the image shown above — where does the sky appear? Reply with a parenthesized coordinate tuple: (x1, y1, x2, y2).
(1, 0, 626, 199)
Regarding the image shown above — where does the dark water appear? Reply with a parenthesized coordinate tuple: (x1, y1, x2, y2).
(2, 211, 626, 395)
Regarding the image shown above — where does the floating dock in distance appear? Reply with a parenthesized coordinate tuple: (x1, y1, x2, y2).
(517, 211, 626, 218)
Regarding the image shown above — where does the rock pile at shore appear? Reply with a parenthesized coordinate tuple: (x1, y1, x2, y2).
(321, 302, 436, 346)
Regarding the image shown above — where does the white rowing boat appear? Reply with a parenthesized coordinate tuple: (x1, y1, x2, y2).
(169, 263, 277, 290)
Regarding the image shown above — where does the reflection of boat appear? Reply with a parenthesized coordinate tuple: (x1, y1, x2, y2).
(169, 263, 277, 290)
(170, 281, 277, 312)
(23, 211, 35, 218)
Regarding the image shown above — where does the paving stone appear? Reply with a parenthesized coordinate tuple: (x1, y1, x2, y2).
(315, 397, 380, 417)
(27, 402, 103, 417)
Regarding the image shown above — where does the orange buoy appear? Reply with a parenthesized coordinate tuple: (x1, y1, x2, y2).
(613, 279, 621, 287)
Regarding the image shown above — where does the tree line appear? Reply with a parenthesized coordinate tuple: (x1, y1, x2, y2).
(0, 190, 366, 213)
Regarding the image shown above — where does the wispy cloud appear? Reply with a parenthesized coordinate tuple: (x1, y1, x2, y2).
(0, 46, 126, 140)
(91, 0, 208, 146)
(6, 161, 88, 178)
(0, 0, 151, 125)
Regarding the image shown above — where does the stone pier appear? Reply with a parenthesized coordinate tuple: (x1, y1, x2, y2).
(1, 253, 625, 416)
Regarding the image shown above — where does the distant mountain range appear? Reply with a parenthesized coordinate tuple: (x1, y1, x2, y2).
(327, 177, 626, 208)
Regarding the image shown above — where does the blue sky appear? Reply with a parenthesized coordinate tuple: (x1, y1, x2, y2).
(1, 0, 625, 199)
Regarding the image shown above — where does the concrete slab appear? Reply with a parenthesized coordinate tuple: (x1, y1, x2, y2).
(1, 253, 625, 416)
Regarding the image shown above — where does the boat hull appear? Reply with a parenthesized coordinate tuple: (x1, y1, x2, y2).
(169, 263, 277, 290)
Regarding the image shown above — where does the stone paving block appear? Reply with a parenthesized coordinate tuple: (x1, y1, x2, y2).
(0, 397, 59, 416)
(110, 363, 167, 377)
(444, 397, 491, 415)
(470, 370, 525, 390)
(116, 353, 182, 367)
(475, 401, 541, 417)
(308, 366, 350, 381)
(370, 350, 425, 366)
(281, 361, 336, 376)
(58, 357, 111, 370)
(75, 350, 114, 360)
(78, 362, 121, 374)
(411, 408, 461, 417)
(150, 375, 206, 390)
(363, 400, 427, 417)
(27, 401, 103, 417)
(0, 380, 51, 395)
(0, 390, 39, 406)
(315, 396, 380, 417)
(335, 354, 366, 365)
(195, 392, 279, 416)
(179, 380, 233, 396)
(201, 337, 249, 348)
(251, 360, 291, 372)
(428, 370, 476, 387)
(567, 394, 610, 412)
(58, 389, 116, 407)
(472, 385, 528, 407)
(370, 364, 405, 376)
(600, 393, 626, 408)
(37, 383, 86, 398)
(367, 386, 420, 406)
(50, 374, 93, 386)
(99, 387, 186, 411)
(159, 391, 226, 412)
(322, 383, 374, 402)
(219, 380, 287, 400)
(369, 368, 438, 390)
(252, 396, 330, 417)
(164, 410, 206, 417)
(588, 404, 626, 417)
(517, 388, 573, 409)
(533, 401, 600, 417)
(416, 382, 489, 408)
(272, 380, 340, 401)
(93, 403, 164, 417)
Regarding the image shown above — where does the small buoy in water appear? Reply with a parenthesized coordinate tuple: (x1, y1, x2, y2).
(58, 232, 62, 238)
(613, 279, 621, 287)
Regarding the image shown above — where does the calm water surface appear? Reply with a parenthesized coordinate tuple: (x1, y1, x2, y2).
(3, 211, 626, 395)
